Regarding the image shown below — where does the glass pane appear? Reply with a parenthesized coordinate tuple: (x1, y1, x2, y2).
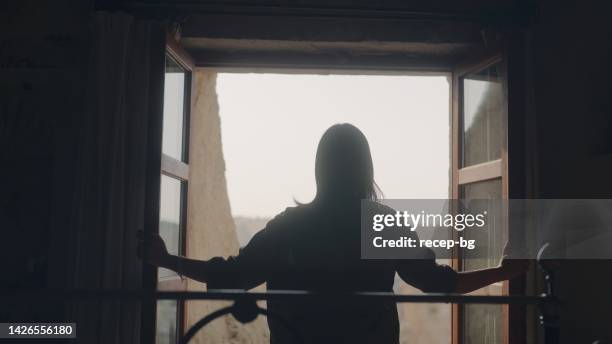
(461, 62, 504, 167)
(460, 179, 504, 270)
(460, 178, 504, 344)
(463, 304, 503, 344)
(162, 57, 186, 160)
(156, 300, 178, 344)
(159, 175, 182, 279)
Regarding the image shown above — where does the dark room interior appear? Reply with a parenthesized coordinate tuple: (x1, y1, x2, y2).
(1, 1, 612, 343)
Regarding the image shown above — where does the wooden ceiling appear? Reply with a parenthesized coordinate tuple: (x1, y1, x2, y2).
(105, 0, 536, 70)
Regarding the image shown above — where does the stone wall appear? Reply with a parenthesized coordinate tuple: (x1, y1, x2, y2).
(185, 70, 270, 343)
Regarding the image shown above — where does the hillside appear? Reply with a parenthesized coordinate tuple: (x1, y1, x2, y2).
(233, 216, 271, 247)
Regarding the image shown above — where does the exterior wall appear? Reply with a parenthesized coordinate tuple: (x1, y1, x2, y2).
(185, 70, 269, 343)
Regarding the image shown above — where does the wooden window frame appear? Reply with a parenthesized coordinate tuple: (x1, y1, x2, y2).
(451, 52, 511, 344)
(154, 35, 196, 343)
(143, 31, 530, 344)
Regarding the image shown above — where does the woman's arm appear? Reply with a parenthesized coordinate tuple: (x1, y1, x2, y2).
(454, 258, 529, 294)
(397, 242, 530, 294)
(161, 255, 213, 284)
(137, 231, 212, 283)
(137, 219, 282, 289)
(455, 241, 530, 294)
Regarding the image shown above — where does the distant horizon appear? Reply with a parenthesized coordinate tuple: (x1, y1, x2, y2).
(217, 73, 450, 218)
(233, 214, 272, 219)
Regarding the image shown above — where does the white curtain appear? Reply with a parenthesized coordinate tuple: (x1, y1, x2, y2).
(69, 12, 165, 344)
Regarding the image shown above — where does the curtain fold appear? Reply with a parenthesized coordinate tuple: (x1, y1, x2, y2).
(69, 11, 165, 344)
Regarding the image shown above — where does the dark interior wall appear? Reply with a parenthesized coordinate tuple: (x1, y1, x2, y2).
(116, 0, 522, 12)
(532, 1, 612, 342)
(534, 1, 612, 197)
(1, 0, 92, 320)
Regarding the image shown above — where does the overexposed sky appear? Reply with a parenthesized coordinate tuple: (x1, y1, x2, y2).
(217, 73, 450, 218)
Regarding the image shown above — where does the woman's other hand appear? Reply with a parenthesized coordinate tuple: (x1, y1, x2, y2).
(137, 230, 170, 267)
(499, 241, 530, 278)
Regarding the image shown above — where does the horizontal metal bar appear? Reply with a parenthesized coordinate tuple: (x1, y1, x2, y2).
(0, 289, 553, 305)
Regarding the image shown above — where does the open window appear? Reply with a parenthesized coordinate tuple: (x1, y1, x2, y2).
(155, 37, 194, 344)
(451, 53, 511, 344)
(142, 21, 529, 343)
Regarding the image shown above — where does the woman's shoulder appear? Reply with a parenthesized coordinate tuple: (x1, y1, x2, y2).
(266, 201, 396, 230)
(362, 199, 396, 215)
(265, 204, 312, 229)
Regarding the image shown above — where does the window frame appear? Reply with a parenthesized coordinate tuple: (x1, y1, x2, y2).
(141, 31, 531, 344)
(451, 52, 511, 344)
(154, 35, 195, 343)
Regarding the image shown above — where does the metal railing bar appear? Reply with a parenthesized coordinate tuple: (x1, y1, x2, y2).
(0, 289, 552, 305)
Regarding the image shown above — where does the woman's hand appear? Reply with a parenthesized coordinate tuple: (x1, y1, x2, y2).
(455, 242, 530, 294)
(499, 241, 530, 278)
(137, 230, 170, 268)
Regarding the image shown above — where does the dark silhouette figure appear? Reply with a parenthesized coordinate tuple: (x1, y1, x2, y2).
(139, 123, 527, 344)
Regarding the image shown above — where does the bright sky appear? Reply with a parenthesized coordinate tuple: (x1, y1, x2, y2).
(216, 73, 450, 218)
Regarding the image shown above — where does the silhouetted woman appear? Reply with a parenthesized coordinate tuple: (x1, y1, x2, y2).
(139, 123, 527, 344)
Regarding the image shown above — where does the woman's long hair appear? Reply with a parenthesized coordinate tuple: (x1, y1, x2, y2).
(312, 123, 382, 203)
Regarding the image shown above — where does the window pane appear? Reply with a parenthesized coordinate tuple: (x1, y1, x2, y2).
(162, 57, 186, 160)
(460, 178, 504, 271)
(463, 304, 503, 344)
(159, 175, 182, 279)
(460, 178, 504, 344)
(156, 300, 178, 344)
(461, 62, 503, 167)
